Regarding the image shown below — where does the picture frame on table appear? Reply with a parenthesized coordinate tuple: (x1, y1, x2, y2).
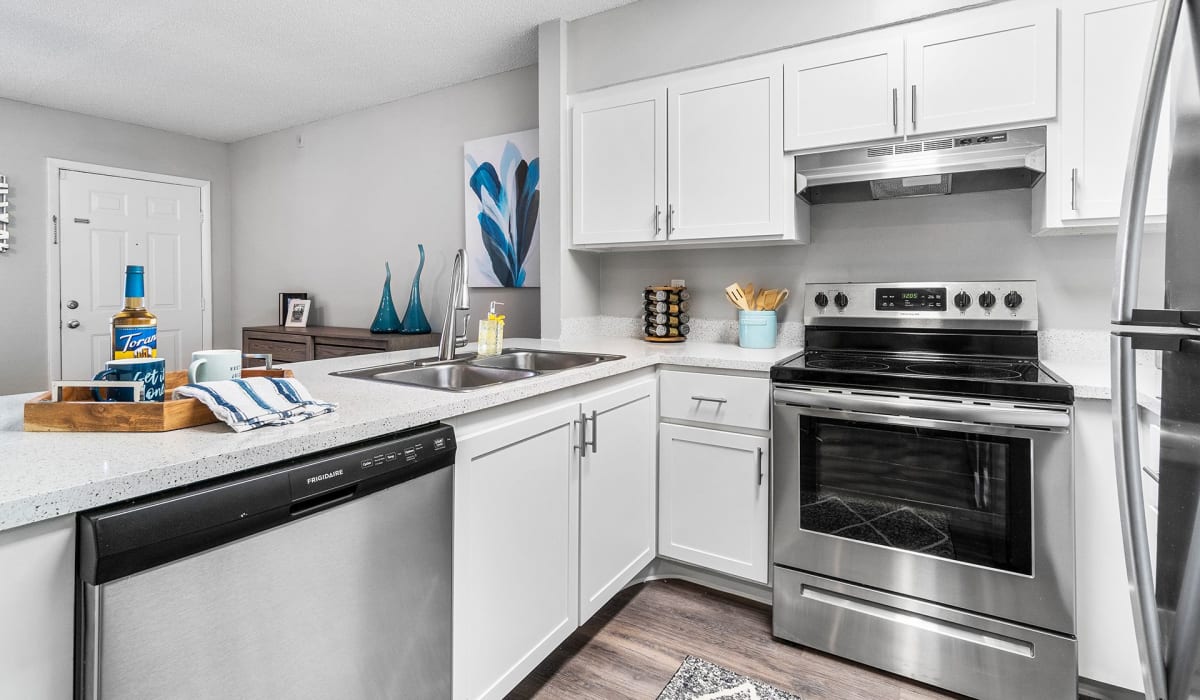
(285, 299, 312, 328)
(278, 292, 308, 325)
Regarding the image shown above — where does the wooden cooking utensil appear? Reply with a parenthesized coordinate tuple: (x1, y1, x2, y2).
(725, 283, 750, 310)
(774, 288, 789, 309)
(744, 283, 756, 310)
(758, 289, 777, 311)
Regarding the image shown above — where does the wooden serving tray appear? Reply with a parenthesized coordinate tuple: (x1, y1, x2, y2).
(24, 368, 294, 433)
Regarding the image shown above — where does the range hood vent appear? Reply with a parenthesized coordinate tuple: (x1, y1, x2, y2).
(795, 126, 1046, 204)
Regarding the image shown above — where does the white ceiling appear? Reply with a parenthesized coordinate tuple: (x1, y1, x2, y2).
(0, 0, 636, 143)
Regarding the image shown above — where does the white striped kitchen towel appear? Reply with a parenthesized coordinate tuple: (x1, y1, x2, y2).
(173, 377, 337, 432)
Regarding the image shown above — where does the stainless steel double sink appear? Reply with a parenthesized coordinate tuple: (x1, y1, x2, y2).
(331, 348, 625, 391)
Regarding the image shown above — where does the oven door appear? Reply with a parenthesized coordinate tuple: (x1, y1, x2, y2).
(772, 385, 1075, 635)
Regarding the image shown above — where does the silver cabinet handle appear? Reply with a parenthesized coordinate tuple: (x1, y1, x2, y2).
(756, 447, 764, 486)
(1070, 167, 1079, 211)
(654, 204, 662, 237)
(691, 395, 727, 404)
(66, 320, 80, 329)
(575, 415, 587, 453)
(911, 84, 917, 130)
(892, 87, 898, 129)
(583, 409, 598, 454)
(667, 204, 675, 237)
(973, 466, 982, 509)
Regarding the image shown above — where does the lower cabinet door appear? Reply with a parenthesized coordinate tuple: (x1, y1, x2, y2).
(452, 402, 579, 700)
(659, 423, 769, 583)
(578, 379, 657, 620)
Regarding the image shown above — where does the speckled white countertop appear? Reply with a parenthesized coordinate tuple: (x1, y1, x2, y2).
(1043, 358, 1162, 414)
(0, 338, 798, 533)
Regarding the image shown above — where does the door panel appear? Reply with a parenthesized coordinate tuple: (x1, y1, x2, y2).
(579, 379, 656, 619)
(668, 62, 783, 240)
(659, 423, 769, 583)
(906, 5, 1057, 136)
(1061, 0, 1168, 221)
(571, 84, 667, 245)
(59, 170, 204, 379)
(784, 34, 905, 150)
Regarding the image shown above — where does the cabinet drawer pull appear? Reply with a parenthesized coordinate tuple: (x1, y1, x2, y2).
(1070, 167, 1079, 211)
(757, 446, 765, 486)
(911, 84, 917, 130)
(691, 395, 728, 404)
(892, 87, 898, 129)
(589, 409, 599, 454)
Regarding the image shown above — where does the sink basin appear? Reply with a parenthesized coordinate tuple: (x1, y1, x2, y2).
(470, 349, 624, 372)
(332, 348, 624, 391)
(339, 363, 536, 391)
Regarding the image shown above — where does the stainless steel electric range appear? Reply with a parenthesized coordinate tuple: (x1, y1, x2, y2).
(770, 281, 1077, 700)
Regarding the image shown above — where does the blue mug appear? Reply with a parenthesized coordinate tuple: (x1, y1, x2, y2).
(93, 358, 166, 402)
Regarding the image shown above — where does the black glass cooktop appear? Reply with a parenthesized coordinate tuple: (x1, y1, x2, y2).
(772, 350, 1073, 404)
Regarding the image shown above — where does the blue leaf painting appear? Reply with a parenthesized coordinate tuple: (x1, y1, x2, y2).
(465, 131, 539, 288)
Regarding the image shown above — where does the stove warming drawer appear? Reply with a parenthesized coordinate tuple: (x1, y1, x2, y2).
(773, 567, 1077, 700)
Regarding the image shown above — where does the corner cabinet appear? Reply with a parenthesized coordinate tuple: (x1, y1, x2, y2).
(571, 60, 808, 250)
(1037, 0, 1168, 235)
(450, 373, 657, 700)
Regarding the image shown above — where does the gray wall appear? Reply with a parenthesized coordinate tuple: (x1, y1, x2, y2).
(230, 66, 541, 343)
(0, 97, 232, 395)
(599, 191, 1165, 332)
(568, 0, 995, 93)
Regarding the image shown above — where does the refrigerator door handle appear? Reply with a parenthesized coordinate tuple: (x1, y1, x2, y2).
(1111, 1, 1187, 698)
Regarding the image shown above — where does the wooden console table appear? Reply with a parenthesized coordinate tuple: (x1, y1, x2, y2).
(241, 325, 441, 365)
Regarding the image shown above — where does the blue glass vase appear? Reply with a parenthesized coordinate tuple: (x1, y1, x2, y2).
(370, 262, 402, 333)
(399, 244, 432, 334)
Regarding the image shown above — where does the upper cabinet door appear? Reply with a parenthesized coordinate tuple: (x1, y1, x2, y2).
(783, 33, 905, 151)
(906, 4, 1058, 137)
(571, 83, 667, 246)
(1061, 0, 1168, 222)
(667, 62, 784, 241)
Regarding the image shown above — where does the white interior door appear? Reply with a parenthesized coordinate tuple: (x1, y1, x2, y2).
(59, 170, 204, 379)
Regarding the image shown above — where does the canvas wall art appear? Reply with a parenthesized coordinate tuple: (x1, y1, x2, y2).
(463, 128, 540, 288)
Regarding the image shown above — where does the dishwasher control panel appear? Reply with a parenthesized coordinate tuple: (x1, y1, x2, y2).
(289, 424, 456, 501)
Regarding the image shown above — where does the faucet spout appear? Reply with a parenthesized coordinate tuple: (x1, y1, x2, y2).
(438, 250, 471, 361)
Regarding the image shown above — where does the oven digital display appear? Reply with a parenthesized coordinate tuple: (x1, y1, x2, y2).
(876, 287, 946, 311)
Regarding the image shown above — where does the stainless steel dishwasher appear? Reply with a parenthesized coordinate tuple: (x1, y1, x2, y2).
(75, 423, 455, 700)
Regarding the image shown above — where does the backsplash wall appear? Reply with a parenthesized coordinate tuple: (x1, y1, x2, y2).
(597, 190, 1165, 335)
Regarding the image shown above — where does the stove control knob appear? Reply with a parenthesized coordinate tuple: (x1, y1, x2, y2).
(978, 291, 996, 309)
(953, 291, 972, 310)
(834, 292, 849, 309)
(814, 292, 829, 308)
(1004, 291, 1023, 309)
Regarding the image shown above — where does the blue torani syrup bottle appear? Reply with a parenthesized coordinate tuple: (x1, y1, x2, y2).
(110, 265, 157, 360)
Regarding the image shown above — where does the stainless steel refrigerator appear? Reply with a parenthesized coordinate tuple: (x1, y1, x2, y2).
(1114, 1, 1200, 699)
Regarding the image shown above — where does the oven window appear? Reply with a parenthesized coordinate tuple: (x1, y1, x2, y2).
(799, 417, 1033, 575)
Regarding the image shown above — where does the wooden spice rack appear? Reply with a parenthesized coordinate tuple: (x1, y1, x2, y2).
(643, 285, 690, 343)
(24, 368, 293, 433)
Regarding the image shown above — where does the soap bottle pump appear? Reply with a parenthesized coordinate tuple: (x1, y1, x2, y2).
(477, 301, 506, 357)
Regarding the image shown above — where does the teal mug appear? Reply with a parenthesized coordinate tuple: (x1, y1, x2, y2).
(93, 357, 166, 402)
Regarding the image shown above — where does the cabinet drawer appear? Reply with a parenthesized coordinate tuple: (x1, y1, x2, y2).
(243, 338, 308, 364)
(315, 344, 377, 360)
(659, 370, 769, 430)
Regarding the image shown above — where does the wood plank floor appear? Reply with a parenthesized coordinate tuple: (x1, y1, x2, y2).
(507, 579, 960, 699)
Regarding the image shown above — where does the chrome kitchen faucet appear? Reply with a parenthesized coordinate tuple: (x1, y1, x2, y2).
(437, 249, 470, 361)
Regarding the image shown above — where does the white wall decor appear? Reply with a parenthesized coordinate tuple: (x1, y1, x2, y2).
(463, 128, 540, 287)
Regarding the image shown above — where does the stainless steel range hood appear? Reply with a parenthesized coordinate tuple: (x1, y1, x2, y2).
(794, 126, 1046, 204)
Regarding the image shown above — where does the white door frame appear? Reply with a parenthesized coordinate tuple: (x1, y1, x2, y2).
(45, 158, 213, 382)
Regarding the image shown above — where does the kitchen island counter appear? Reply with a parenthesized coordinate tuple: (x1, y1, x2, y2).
(0, 338, 796, 532)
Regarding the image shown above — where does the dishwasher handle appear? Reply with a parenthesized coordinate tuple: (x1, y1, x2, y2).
(78, 424, 457, 586)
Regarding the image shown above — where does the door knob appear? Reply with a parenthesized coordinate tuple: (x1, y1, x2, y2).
(66, 320, 80, 329)
(66, 299, 79, 309)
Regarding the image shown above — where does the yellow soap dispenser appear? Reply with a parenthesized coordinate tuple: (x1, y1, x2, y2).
(477, 301, 506, 357)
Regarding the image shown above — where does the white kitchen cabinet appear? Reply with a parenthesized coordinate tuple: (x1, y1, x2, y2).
(1074, 399, 1148, 694)
(571, 82, 667, 246)
(667, 61, 786, 241)
(782, 32, 906, 151)
(0, 516, 75, 700)
(1037, 0, 1168, 235)
(452, 401, 579, 700)
(578, 379, 657, 620)
(905, 4, 1057, 137)
(659, 423, 770, 583)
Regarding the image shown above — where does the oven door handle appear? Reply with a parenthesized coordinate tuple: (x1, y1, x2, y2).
(773, 387, 1070, 432)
